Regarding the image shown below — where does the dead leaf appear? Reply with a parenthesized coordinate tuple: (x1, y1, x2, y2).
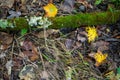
(0, 32, 13, 45)
(0, 44, 10, 50)
(5, 60, 13, 75)
(91, 40, 109, 52)
(48, 0, 53, 3)
(76, 0, 93, 8)
(0, 32, 13, 50)
(77, 34, 86, 42)
(98, 46, 109, 52)
(41, 70, 49, 80)
(0, 7, 9, 18)
(22, 50, 39, 62)
(21, 40, 33, 51)
(0, 53, 6, 59)
(21, 40, 39, 61)
(91, 40, 109, 48)
(19, 65, 36, 80)
(7, 11, 21, 18)
(13, 56, 23, 70)
(60, 0, 75, 13)
(65, 39, 74, 49)
(35, 29, 59, 38)
(0, 0, 14, 8)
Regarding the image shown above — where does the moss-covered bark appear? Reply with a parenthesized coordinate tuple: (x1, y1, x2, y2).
(49, 10, 120, 29)
(10, 17, 29, 30)
(0, 10, 120, 30)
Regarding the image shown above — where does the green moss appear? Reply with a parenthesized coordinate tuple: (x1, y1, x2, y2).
(49, 10, 120, 29)
(6, 17, 29, 30)
(14, 17, 29, 30)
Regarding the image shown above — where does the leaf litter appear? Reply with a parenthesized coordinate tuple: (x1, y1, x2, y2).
(0, 0, 120, 80)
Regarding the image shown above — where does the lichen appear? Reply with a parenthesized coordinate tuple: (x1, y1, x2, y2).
(27, 16, 52, 28)
(0, 19, 14, 29)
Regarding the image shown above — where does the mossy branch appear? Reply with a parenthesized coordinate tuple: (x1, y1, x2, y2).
(0, 10, 120, 30)
(49, 10, 120, 29)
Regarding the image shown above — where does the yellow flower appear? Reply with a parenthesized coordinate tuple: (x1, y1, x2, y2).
(86, 26, 98, 42)
(94, 51, 108, 66)
(43, 3, 58, 17)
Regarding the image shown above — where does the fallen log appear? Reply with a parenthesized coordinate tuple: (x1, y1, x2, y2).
(49, 10, 120, 29)
(0, 10, 120, 30)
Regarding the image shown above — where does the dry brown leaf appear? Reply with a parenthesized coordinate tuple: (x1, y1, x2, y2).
(0, 32, 13, 50)
(35, 29, 59, 38)
(0, 32, 13, 45)
(13, 56, 23, 69)
(60, 0, 75, 13)
(0, 44, 10, 50)
(48, 0, 53, 3)
(0, 0, 14, 8)
(21, 40, 39, 61)
(76, 0, 93, 8)
(22, 40, 33, 51)
(91, 40, 109, 47)
(91, 40, 109, 52)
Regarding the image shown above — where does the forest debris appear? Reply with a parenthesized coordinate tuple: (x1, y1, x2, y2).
(5, 60, 13, 75)
(76, 0, 93, 8)
(19, 65, 36, 80)
(65, 39, 74, 49)
(21, 40, 39, 61)
(77, 33, 86, 42)
(0, 7, 9, 18)
(0, 32, 13, 50)
(0, 53, 6, 58)
(0, 0, 14, 8)
(41, 70, 49, 80)
(60, 0, 75, 13)
(35, 29, 59, 38)
(91, 40, 109, 52)
(7, 11, 21, 19)
(65, 67, 73, 80)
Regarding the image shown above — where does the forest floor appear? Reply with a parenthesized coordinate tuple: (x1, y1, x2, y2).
(0, 0, 120, 80)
